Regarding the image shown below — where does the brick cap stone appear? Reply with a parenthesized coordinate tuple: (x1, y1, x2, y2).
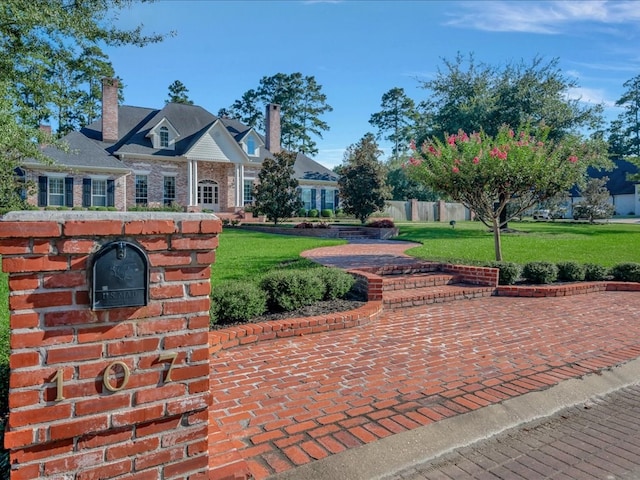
(1, 211, 219, 223)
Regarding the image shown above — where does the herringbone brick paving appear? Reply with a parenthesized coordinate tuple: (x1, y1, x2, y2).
(386, 383, 640, 479)
(209, 291, 640, 479)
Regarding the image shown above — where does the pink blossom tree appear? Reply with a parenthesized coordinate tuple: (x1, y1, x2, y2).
(407, 126, 602, 261)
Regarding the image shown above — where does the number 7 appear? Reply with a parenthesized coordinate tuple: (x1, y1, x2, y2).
(157, 352, 178, 383)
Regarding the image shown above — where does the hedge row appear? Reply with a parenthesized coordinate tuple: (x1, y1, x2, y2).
(488, 261, 640, 285)
(210, 267, 355, 326)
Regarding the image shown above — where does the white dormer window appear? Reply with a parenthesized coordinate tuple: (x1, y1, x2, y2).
(247, 137, 256, 155)
(159, 127, 169, 148)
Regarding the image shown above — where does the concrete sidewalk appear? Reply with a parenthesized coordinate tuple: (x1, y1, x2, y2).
(271, 359, 640, 479)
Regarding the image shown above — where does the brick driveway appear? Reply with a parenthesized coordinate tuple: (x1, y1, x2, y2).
(209, 290, 640, 479)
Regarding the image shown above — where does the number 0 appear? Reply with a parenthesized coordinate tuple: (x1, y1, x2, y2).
(103, 361, 131, 392)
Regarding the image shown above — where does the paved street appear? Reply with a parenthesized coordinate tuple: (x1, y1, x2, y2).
(387, 383, 640, 480)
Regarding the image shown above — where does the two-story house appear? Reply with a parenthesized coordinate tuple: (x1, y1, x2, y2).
(22, 79, 339, 216)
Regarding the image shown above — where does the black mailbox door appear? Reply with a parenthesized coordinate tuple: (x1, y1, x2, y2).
(92, 241, 149, 310)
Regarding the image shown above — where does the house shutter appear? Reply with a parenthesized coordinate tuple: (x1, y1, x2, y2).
(65, 177, 74, 207)
(334, 190, 339, 210)
(38, 176, 47, 207)
(311, 189, 317, 209)
(107, 179, 115, 207)
(82, 178, 91, 207)
(321, 189, 326, 210)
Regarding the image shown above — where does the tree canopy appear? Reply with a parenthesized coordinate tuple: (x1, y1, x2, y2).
(369, 87, 417, 159)
(408, 126, 601, 260)
(0, 0, 167, 212)
(166, 80, 194, 105)
(221, 72, 333, 155)
(337, 133, 391, 224)
(252, 151, 303, 225)
(609, 74, 640, 182)
(416, 54, 605, 142)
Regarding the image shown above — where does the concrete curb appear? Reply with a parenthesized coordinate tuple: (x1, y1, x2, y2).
(270, 357, 640, 480)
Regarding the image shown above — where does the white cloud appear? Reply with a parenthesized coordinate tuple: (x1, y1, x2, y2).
(445, 0, 640, 34)
(566, 86, 616, 107)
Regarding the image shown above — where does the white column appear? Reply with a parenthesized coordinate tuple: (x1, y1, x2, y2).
(235, 164, 244, 208)
(193, 160, 198, 206)
(187, 160, 193, 206)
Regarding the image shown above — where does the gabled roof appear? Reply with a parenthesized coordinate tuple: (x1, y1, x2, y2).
(35, 102, 337, 184)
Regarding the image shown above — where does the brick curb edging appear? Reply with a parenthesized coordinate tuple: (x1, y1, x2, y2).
(208, 301, 384, 356)
(496, 280, 640, 297)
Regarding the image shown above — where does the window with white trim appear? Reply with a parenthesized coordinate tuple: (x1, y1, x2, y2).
(243, 179, 254, 205)
(92, 179, 107, 207)
(159, 126, 169, 148)
(38, 175, 74, 207)
(135, 175, 148, 205)
(247, 137, 256, 155)
(163, 176, 176, 205)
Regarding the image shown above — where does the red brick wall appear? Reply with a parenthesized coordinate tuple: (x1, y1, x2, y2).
(0, 211, 220, 479)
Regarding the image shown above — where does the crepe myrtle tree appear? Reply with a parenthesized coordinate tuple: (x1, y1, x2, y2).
(407, 125, 601, 261)
(252, 150, 303, 225)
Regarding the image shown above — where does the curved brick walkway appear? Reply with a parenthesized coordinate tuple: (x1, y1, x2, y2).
(300, 239, 422, 269)
(209, 290, 640, 479)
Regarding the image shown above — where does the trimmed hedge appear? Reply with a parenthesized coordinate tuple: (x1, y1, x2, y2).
(611, 262, 640, 282)
(522, 261, 558, 284)
(210, 281, 267, 325)
(316, 268, 355, 300)
(584, 263, 609, 281)
(489, 261, 521, 285)
(556, 261, 586, 282)
(260, 270, 324, 312)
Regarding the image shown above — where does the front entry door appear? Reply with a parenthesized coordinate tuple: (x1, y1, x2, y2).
(198, 180, 219, 211)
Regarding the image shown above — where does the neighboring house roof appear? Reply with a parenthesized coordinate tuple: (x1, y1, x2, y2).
(293, 152, 338, 183)
(571, 158, 639, 196)
(35, 102, 336, 183)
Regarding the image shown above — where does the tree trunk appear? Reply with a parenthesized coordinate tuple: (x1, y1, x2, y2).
(492, 216, 503, 261)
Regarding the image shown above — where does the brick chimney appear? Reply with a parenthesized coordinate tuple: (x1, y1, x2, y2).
(265, 103, 281, 154)
(101, 78, 119, 142)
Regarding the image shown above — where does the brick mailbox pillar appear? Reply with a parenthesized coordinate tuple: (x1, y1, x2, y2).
(0, 211, 220, 479)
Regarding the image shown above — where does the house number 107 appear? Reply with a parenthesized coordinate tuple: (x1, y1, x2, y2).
(51, 353, 179, 401)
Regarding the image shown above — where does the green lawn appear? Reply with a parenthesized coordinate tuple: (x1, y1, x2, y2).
(211, 229, 346, 287)
(397, 221, 640, 266)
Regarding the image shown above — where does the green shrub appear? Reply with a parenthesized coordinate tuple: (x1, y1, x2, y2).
(316, 268, 355, 300)
(489, 261, 521, 285)
(297, 208, 307, 217)
(556, 261, 586, 282)
(210, 281, 267, 325)
(610, 262, 640, 282)
(308, 209, 319, 218)
(522, 261, 558, 284)
(260, 270, 324, 312)
(320, 209, 333, 218)
(584, 263, 609, 281)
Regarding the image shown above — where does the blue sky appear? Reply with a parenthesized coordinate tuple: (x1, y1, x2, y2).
(105, 0, 640, 168)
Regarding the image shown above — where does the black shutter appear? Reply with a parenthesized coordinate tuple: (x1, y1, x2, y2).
(334, 190, 339, 210)
(38, 176, 47, 207)
(82, 178, 91, 207)
(107, 179, 115, 207)
(321, 189, 326, 210)
(311, 189, 317, 209)
(65, 177, 74, 207)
